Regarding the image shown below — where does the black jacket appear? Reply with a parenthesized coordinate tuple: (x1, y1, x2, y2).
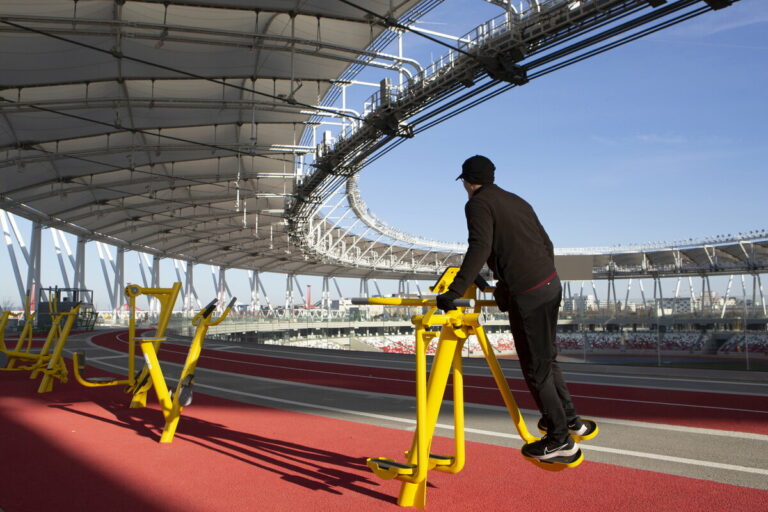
(447, 184, 555, 296)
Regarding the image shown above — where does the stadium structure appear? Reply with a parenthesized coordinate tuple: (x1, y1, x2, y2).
(1, 2, 768, 511)
(0, 0, 764, 334)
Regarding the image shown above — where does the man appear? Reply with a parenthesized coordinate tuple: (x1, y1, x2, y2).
(436, 155, 596, 464)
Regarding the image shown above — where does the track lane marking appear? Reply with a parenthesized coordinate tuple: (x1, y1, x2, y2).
(91, 333, 768, 415)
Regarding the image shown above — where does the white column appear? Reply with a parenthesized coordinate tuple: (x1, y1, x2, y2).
(25, 222, 42, 310)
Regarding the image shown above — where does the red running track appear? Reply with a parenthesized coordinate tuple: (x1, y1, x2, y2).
(91, 331, 768, 435)
(2, 366, 767, 512)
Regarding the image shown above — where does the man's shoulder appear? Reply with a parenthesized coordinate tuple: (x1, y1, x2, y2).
(472, 184, 526, 205)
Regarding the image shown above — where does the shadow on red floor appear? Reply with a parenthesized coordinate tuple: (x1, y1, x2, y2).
(2, 363, 767, 511)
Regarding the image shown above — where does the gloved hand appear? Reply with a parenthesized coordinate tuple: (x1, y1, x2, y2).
(435, 290, 461, 312)
(493, 280, 511, 313)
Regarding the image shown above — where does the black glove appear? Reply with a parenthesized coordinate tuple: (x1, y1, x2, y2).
(493, 280, 511, 313)
(435, 290, 461, 312)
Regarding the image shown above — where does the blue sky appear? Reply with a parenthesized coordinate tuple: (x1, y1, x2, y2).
(358, 0, 768, 248)
(1, 0, 766, 310)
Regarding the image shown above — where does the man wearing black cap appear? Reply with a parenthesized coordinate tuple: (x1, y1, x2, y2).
(436, 155, 596, 464)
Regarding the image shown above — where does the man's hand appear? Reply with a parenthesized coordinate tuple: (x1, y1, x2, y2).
(493, 280, 511, 313)
(435, 290, 461, 312)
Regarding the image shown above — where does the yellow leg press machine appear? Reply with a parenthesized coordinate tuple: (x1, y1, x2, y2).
(73, 282, 236, 443)
(353, 267, 598, 508)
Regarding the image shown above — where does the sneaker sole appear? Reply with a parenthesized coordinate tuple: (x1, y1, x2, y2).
(537, 419, 599, 442)
(521, 442, 579, 461)
(523, 448, 584, 470)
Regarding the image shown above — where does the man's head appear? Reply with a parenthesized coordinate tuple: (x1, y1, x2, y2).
(456, 155, 495, 185)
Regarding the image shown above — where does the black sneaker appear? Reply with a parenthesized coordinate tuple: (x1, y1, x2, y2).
(521, 435, 580, 463)
(537, 417, 599, 442)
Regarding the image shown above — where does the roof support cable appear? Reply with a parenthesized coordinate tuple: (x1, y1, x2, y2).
(0, 97, 287, 164)
(336, 0, 477, 59)
(0, 18, 364, 123)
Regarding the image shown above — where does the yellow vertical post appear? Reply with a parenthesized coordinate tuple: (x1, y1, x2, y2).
(127, 293, 137, 385)
(443, 343, 465, 474)
(398, 324, 462, 509)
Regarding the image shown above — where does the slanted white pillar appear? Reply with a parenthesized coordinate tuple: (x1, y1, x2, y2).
(1, 210, 26, 304)
(114, 247, 125, 312)
(25, 222, 42, 309)
(248, 270, 260, 315)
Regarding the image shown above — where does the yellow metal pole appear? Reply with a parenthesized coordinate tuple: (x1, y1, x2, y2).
(159, 314, 207, 443)
(28, 313, 62, 379)
(37, 304, 81, 393)
(436, 342, 465, 475)
(138, 339, 173, 418)
(128, 293, 136, 385)
(160, 298, 235, 443)
(398, 324, 461, 508)
(0, 311, 13, 354)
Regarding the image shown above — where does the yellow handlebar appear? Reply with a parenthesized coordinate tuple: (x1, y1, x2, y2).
(350, 297, 476, 308)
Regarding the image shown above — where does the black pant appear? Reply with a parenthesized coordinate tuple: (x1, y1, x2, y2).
(507, 276, 576, 443)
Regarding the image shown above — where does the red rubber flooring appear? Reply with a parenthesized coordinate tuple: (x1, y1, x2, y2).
(2, 369, 768, 512)
(2, 331, 767, 511)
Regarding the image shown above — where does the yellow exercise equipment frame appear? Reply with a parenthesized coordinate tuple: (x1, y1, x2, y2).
(0, 295, 81, 393)
(73, 282, 236, 443)
(0, 296, 36, 369)
(356, 267, 585, 509)
(73, 283, 181, 390)
(156, 296, 236, 443)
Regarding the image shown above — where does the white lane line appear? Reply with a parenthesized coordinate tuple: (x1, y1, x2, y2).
(189, 381, 768, 477)
(109, 333, 768, 388)
(240, 346, 768, 387)
(90, 337, 768, 415)
(80, 354, 127, 361)
(463, 403, 768, 442)
(84, 358, 768, 444)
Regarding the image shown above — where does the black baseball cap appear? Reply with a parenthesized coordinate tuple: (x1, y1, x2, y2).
(456, 155, 495, 185)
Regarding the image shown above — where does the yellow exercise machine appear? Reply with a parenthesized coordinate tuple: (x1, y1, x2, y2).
(354, 267, 592, 509)
(154, 296, 235, 443)
(74, 282, 236, 443)
(73, 283, 181, 390)
(0, 296, 36, 369)
(0, 296, 82, 393)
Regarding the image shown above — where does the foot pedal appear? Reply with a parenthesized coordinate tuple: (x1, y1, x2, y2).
(405, 450, 454, 469)
(428, 453, 454, 467)
(574, 419, 599, 442)
(523, 448, 584, 472)
(177, 374, 194, 407)
(87, 376, 120, 383)
(366, 457, 415, 480)
(537, 419, 600, 442)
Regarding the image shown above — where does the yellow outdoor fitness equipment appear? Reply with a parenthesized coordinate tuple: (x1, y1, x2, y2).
(354, 267, 586, 509)
(74, 282, 236, 443)
(0, 296, 36, 369)
(35, 303, 82, 393)
(0, 293, 82, 393)
(73, 282, 181, 389)
(156, 296, 235, 443)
